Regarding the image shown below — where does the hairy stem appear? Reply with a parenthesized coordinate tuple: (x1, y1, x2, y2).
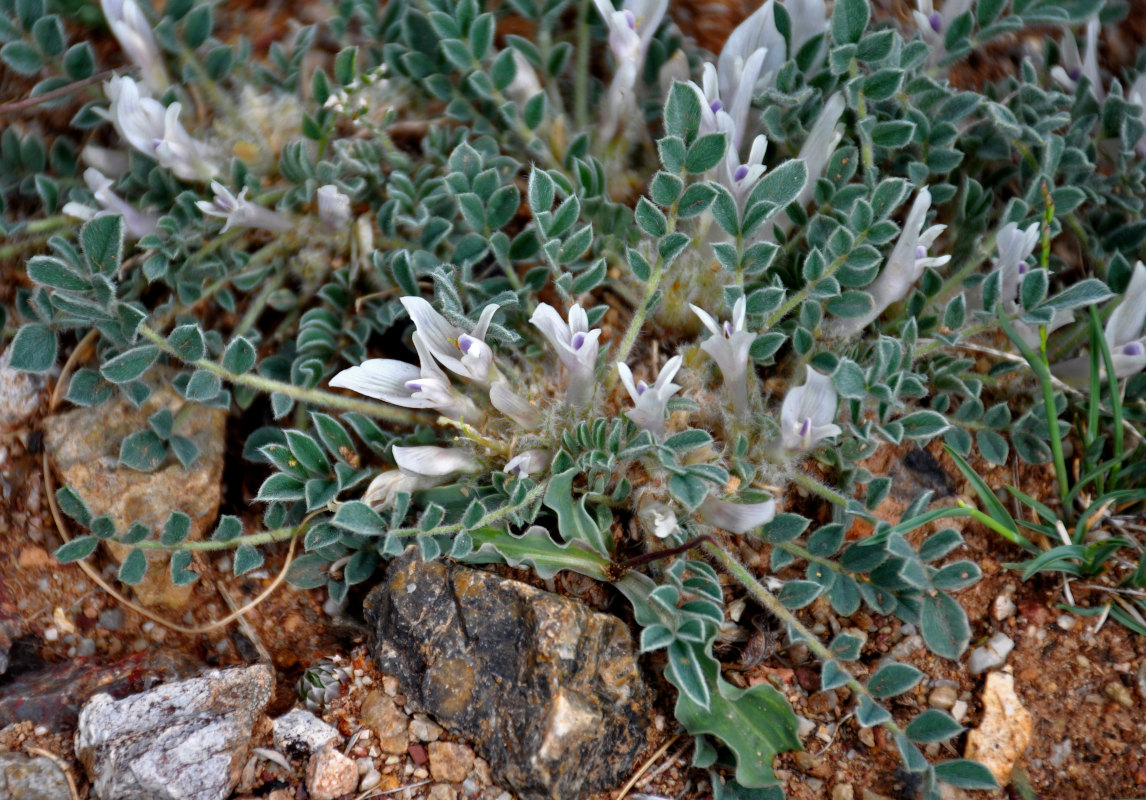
(138, 324, 433, 426)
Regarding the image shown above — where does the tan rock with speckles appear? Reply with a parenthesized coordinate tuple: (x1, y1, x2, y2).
(360, 690, 409, 754)
(964, 671, 1034, 785)
(429, 741, 474, 783)
(44, 378, 226, 608)
(305, 745, 358, 800)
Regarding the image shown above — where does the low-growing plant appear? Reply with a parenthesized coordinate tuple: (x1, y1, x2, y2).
(4, 0, 1146, 795)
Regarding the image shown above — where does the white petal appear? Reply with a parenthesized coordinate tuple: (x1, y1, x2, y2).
(689, 303, 722, 338)
(401, 297, 463, 368)
(490, 380, 542, 429)
(1105, 260, 1146, 348)
(655, 354, 683, 390)
(329, 360, 429, 405)
(530, 303, 571, 349)
(616, 361, 641, 404)
(393, 446, 480, 478)
(700, 497, 776, 534)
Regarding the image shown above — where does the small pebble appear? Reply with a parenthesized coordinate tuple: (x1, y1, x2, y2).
(1103, 681, 1135, 709)
(1049, 738, 1072, 767)
(1056, 614, 1076, 631)
(1138, 661, 1146, 702)
(33, 725, 48, 736)
(359, 770, 382, 791)
(796, 715, 816, 740)
(968, 632, 1014, 674)
(929, 685, 958, 710)
(99, 608, 125, 631)
(951, 700, 969, 723)
(43, 626, 58, 642)
(898, 623, 917, 637)
(992, 591, 1016, 621)
(76, 637, 96, 657)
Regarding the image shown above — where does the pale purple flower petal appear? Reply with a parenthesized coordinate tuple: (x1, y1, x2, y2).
(101, 0, 168, 92)
(530, 303, 601, 407)
(196, 181, 292, 233)
(780, 366, 842, 451)
(616, 354, 682, 438)
(690, 297, 756, 414)
(393, 445, 481, 478)
(700, 496, 776, 534)
(504, 449, 551, 477)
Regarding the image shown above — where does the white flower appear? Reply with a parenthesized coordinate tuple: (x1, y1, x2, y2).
(690, 296, 757, 414)
(100, 76, 217, 182)
(638, 500, 679, 539)
(780, 366, 842, 451)
(81, 144, 129, 179)
(489, 380, 542, 429)
(792, 92, 845, 207)
(831, 187, 950, 337)
(329, 332, 484, 422)
(697, 49, 767, 148)
(912, 0, 973, 55)
(593, 0, 668, 139)
(530, 303, 602, 408)
(506, 50, 543, 106)
(1050, 18, 1103, 101)
(400, 297, 501, 385)
(317, 185, 351, 232)
(1054, 261, 1146, 382)
(393, 445, 481, 478)
(101, 0, 168, 93)
(196, 181, 293, 233)
(363, 470, 432, 510)
(699, 495, 776, 534)
(504, 449, 551, 477)
(719, 1, 782, 100)
(62, 168, 158, 239)
(764, 92, 845, 240)
(362, 446, 481, 510)
(718, 125, 769, 207)
(994, 222, 1073, 348)
(616, 354, 682, 438)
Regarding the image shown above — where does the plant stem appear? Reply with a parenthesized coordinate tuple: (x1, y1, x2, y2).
(703, 539, 905, 735)
(786, 468, 876, 521)
(389, 480, 546, 538)
(138, 324, 433, 426)
(135, 526, 299, 551)
(609, 180, 686, 382)
(575, 0, 591, 130)
(765, 230, 871, 332)
(0, 216, 75, 260)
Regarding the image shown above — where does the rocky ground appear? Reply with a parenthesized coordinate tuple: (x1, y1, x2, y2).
(3, 330, 1146, 799)
(5, 2, 1146, 800)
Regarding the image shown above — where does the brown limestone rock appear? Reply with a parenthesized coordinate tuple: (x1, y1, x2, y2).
(44, 380, 226, 608)
(364, 551, 651, 800)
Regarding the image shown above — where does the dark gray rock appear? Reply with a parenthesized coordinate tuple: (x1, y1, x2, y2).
(0, 752, 70, 800)
(0, 651, 198, 732)
(365, 551, 651, 800)
(75, 664, 274, 800)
